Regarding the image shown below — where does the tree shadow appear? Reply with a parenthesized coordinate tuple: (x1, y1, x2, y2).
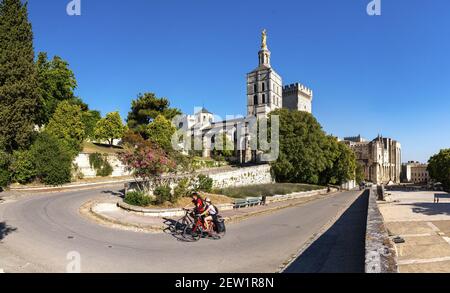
(101, 189, 125, 197)
(284, 190, 369, 273)
(0, 222, 17, 241)
(399, 202, 450, 217)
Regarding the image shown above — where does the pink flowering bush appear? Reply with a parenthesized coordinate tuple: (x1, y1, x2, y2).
(119, 141, 176, 193)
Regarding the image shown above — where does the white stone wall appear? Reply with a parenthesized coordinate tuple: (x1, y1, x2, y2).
(210, 164, 273, 189)
(73, 153, 130, 178)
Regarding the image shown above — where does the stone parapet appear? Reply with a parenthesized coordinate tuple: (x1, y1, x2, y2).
(365, 188, 398, 273)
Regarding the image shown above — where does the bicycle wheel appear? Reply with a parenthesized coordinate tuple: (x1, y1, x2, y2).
(183, 224, 201, 241)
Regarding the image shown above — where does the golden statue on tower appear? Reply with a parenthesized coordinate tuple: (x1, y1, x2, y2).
(261, 29, 267, 49)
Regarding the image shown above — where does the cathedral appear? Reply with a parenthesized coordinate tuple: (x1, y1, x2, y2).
(176, 30, 313, 163)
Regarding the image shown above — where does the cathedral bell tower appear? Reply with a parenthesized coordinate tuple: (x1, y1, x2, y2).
(247, 29, 283, 118)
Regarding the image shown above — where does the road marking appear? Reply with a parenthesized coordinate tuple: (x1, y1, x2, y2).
(443, 237, 450, 245)
(398, 256, 450, 266)
(427, 222, 440, 232)
(397, 233, 435, 238)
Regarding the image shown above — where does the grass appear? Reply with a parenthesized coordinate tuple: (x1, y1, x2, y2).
(213, 183, 324, 199)
(82, 141, 123, 154)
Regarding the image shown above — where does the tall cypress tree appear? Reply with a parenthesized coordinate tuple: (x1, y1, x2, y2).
(0, 0, 39, 152)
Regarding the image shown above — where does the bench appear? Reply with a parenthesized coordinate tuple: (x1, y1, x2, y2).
(234, 199, 248, 209)
(434, 193, 441, 203)
(233, 197, 263, 209)
(246, 197, 262, 207)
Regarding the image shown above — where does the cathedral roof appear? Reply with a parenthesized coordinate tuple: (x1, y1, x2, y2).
(197, 107, 212, 114)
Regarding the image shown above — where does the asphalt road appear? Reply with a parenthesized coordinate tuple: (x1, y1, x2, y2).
(0, 186, 365, 273)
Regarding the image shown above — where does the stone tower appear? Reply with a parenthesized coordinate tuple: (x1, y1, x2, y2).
(282, 83, 313, 113)
(247, 29, 283, 118)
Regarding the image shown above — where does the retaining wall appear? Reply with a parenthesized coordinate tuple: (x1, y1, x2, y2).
(209, 164, 273, 189)
(73, 153, 130, 178)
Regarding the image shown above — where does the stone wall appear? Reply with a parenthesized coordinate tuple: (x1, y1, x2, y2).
(73, 153, 130, 178)
(126, 164, 274, 195)
(365, 188, 397, 273)
(210, 164, 273, 189)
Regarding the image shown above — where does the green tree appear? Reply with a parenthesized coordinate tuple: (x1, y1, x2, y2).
(428, 149, 450, 191)
(30, 132, 72, 186)
(0, 0, 39, 152)
(46, 100, 85, 156)
(35, 52, 77, 125)
(355, 162, 365, 184)
(269, 109, 329, 184)
(82, 110, 101, 140)
(126, 93, 181, 137)
(146, 115, 176, 151)
(10, 149, 35, 184)
(319, 137, 357, 185)
(94, 111, 126, 146)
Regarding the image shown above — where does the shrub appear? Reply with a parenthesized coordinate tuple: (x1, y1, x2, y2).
(124, 191, 151, 207)
(10, 150, 36, 184)
(173, 178, 191, 201)
(72, 163, 84, 180)
(194, 174, 213, 192)
(0, 151, 11, 188)
(0, 168, 10, 188)
(30, 133, 73, 186)
(89, 153, 113, 177)
(154, 185, 172, 204)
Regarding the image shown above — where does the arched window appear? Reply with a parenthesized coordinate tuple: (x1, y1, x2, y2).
(254, 95, 258, 105)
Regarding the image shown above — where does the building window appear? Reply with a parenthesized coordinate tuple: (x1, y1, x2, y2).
(262, 94, 266, 104)
(254, 95, 258, 105)
(254, 84, 257, 93)
(262, 82, 265, 91)
(178, 122, 183, 128)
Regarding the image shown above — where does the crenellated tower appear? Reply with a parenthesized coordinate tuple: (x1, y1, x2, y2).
(282, 83, 313, 113)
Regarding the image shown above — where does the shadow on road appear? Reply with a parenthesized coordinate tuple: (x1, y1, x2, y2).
(162, 218, 192, 242)
(399, 202, 450, 216)
(162, 218, 223, 242)
(101, 189, 125, 197)
(0, 222, 17, 241)
(284, 190, 369, 273)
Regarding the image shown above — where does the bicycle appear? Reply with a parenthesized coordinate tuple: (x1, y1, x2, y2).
(171, 208, 195, 235)
(182, 212, 226, 241)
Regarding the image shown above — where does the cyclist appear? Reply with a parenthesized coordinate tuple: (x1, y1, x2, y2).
(201, 197, 218, 233)
(185, 192, 206, 215)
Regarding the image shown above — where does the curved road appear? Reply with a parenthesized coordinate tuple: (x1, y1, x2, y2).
(0, 186, 363, 273)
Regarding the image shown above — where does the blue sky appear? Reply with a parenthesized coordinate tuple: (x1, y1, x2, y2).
(27, 0, 450, 163)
